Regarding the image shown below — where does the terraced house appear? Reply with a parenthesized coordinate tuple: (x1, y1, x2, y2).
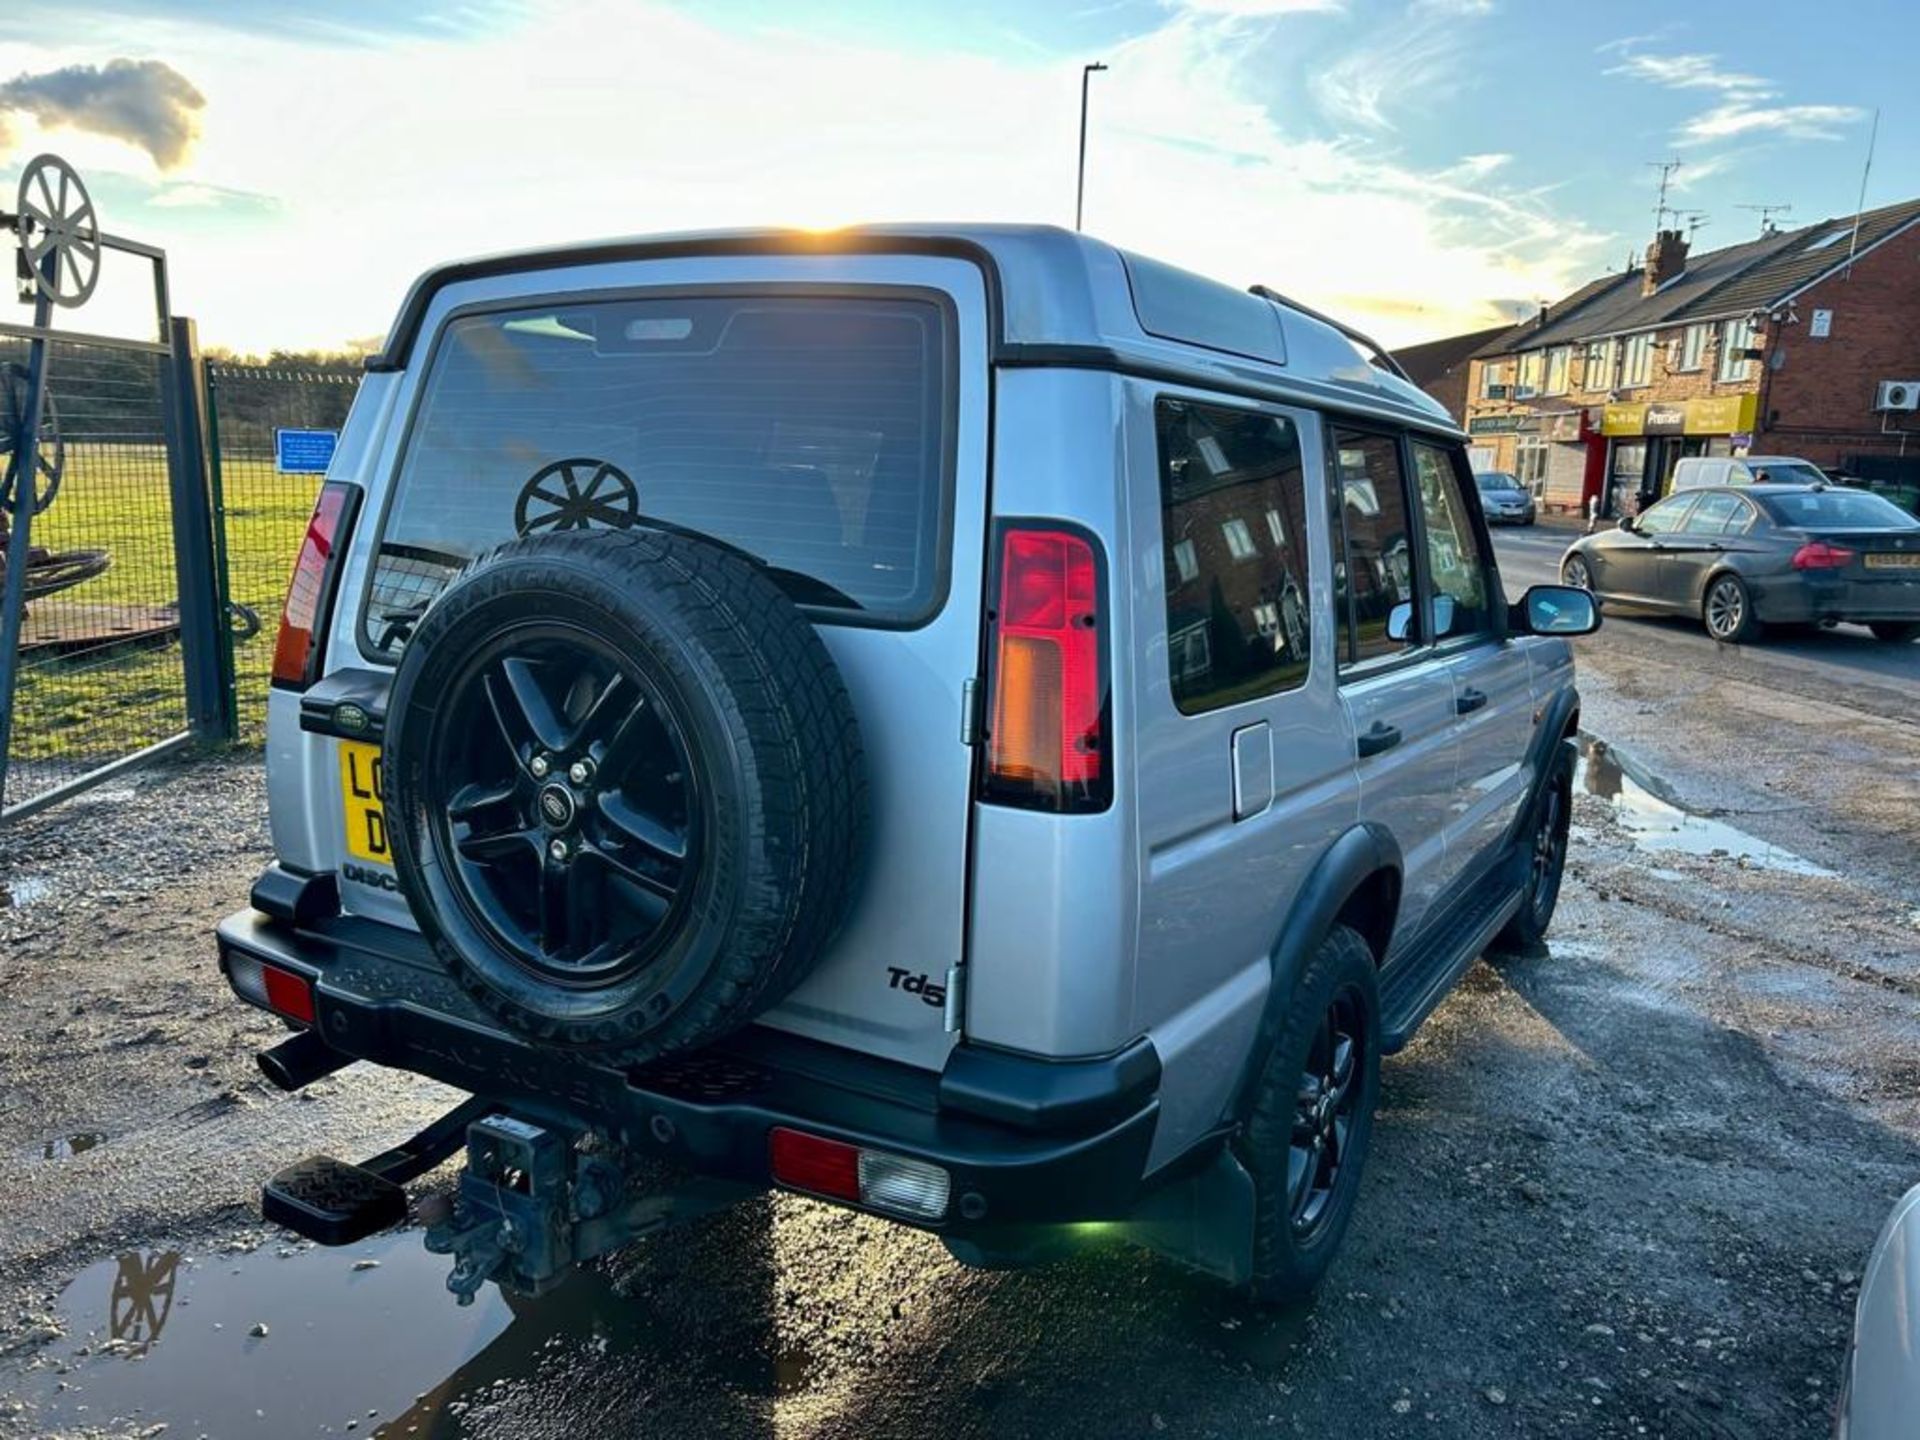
(1463, 196, 1920, 518)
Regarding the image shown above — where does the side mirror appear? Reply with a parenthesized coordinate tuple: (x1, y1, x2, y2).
(1512, 584, 1599, 636)
(1617, 515, 1637, 533)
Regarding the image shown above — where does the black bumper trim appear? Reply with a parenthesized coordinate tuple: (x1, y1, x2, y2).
(249, 864, 341, 927)
(939, 1036, 1159, 1133)
(216, 910, 1158, 1230)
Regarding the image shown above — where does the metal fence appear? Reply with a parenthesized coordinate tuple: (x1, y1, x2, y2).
(1, 335, 193, 813)
(205, 363, 361, 739)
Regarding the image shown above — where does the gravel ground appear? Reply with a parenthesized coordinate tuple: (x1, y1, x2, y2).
(1, 610, 1917, 1438)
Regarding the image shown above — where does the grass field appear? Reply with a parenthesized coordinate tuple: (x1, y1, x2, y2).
(9, 443, 316, 771)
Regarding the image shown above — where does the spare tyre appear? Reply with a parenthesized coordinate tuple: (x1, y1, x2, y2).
(383, 527, 867, 1062)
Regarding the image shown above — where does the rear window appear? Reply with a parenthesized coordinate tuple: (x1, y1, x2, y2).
(362, 293, 952, 653)
(1758, 489, 1920, 530)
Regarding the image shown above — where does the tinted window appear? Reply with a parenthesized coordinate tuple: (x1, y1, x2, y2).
(1156, 399, 1313, 713)
(1683, 491, 1744, 534)
(1747, 461, 1827, 486)
(1758, 489, 1920, 529)
(1636, 494, 1696, 535)
(1412, 442, 1492, 638)
(365, 295, 950, 652)
(1332, 430, 1418, 664)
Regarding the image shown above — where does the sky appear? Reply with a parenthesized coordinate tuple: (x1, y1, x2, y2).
(0, 0, 1912, 355)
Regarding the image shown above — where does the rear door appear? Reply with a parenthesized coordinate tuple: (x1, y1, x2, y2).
(291, 253, 993, 1072)
(1657, 489, 1745, 606)
(1330, 425, 1458, 944)
(1409, 438, 1534, 880)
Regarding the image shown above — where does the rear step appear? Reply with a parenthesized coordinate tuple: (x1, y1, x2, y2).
(262, 1095, 496, 1245)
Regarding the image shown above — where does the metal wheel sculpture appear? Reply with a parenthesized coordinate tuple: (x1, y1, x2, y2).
(0, 360, 63, 515)
(20, 549, 112, 602)
(15, 154, 100, 308)
(513, 458, 638, 537)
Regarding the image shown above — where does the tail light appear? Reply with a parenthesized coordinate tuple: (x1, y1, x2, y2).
(271, 481, 361, 690)
(981, 524, 1110, 812)
(1791, 541, 1855, 571)
(224, 948, 318, 1026)
(768, 1128, 951, 1221)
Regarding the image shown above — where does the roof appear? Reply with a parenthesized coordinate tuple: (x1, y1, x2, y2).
(1477, 196, 1920, 358)
(1391, 324, 1511, 387)
(369, 223, 1453, 432)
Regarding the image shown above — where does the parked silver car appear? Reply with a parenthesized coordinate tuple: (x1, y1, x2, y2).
(215, 225, 1597, 1309)
(1475, 470, 1537, 525)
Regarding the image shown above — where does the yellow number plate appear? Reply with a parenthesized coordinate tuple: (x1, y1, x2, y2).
(339, 741, 391, 865)
(1864, 552, 1920, 570)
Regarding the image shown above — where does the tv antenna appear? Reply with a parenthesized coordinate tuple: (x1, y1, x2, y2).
(1648, 157, 1684, 230)
(1736, 203, 1792, 235)
(1676, 210, 1711, 242)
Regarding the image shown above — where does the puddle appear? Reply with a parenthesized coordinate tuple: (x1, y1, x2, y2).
(0, 875, 55, 908)
(19, 1228, 818, 1438)
(41, 1132, 105, 1161)
(1577, 737, 1835, 878)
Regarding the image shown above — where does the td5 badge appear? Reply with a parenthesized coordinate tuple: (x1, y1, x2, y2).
(886, 967, 946, 1008)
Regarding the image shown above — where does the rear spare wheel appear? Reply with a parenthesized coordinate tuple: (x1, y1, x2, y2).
(383, 528, 867, 1062)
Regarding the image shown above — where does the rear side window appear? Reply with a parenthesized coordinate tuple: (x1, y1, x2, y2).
(1155, 399, 1313, 713)
(364, 293, 951, 653)
(1682, 491, 1746, 534)
(1331, 429, 1418, 664)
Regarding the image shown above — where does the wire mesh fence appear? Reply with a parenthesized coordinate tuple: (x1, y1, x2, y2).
(0, 335, 187, 812)
(205, 363, 361, 740)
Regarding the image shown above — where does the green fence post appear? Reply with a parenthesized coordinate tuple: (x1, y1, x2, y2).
(204, 364, 241, 739)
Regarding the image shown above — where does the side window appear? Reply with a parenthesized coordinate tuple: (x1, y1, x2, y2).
(1411, 442, 1492, 639)
(1331, 429, 1418, 665)
(1637, 494, 1697, 535)
(1724, 498, 1758, 535)
(1156, 399, 1314, 713)
(1682, 491, 1742, 534)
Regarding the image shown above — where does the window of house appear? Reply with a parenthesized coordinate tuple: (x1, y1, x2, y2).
(1515, 437, 1549, 492)
(1621, 333, 1654, 388)
(1515, 352, 1544, 398)
(1582, 339, 1613, 391)
(1678, 324, 1708, 371)
(1480, 361, 1512, 398)
(1331, 429, 1418, 665)
(1718, 317, 1757, 382)
(1156, 399, 1314, 712)
(1544, 347, 1571, 395)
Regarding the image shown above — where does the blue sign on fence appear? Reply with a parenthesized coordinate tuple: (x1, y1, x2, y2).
(275, 428, 339, 475)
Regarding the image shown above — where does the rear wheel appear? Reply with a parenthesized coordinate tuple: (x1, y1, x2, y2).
(1561, 554, 1593, 592)
(1239, 926, 1380, 1306)
(1702, 573, 1762, 644)
(1869, 621, 1920, 643)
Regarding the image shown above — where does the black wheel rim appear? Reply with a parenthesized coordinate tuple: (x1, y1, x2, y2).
(1288, 990, 1364, 1238)
(1530, 774, 1569, 922)
(424, 623, 702, 987)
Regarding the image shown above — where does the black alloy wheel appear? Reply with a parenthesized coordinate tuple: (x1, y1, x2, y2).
(427, 624, 702, 987)
(1289, 991, 1366, 1238)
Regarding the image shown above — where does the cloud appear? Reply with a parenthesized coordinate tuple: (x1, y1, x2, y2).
(1605, 45, 1865, 151)
(1307, 2, 1487, 132)
(148, 179, 279, 211)
(1168, 0, 1343, 15)
(0, 59, 205, 168)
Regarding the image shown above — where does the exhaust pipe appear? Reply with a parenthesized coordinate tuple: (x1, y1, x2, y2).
(258, 1028, 354, 1092)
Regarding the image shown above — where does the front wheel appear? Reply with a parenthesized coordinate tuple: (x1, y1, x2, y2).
(1497, 737, 1574, 951)
(1239, 926, 1381, 1306)
(1869, 621, 1920, 644)
(1702, 573, 1762, 644)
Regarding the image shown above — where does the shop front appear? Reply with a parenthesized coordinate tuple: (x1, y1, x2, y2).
(1597, 394, 1759, 514)
(1467, 409, 1597, 514)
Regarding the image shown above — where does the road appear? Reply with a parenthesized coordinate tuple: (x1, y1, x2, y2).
(1, 561, 1918, 1439)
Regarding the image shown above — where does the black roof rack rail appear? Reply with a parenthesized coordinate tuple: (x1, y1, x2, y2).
(1248, 284, 1413, 384)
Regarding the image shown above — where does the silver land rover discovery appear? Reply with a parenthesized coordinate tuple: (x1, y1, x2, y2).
(216, 224, 1597, 1308)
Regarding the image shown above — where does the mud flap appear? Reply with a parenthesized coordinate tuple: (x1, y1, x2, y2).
(1122, 1146, 1256, 1287)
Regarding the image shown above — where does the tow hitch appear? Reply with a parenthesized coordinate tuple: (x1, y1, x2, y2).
(422, 1114, 753, 1304)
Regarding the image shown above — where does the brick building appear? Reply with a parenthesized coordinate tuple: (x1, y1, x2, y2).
(1460, 196, 1920, 517)
(1390, 323, 1510, 424)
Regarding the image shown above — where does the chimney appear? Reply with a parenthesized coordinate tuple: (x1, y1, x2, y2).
(1642, 229, 1689, 296)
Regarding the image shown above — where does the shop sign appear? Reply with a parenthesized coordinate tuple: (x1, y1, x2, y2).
(1598, 393, 1758, 437)
(1644, 404, 1687, 435)
(1466, 414, 1538, 435)
(1599, 403, 1645, 437)
(1684, 393, 1758, 435)
(1541, 411, 1585, 442)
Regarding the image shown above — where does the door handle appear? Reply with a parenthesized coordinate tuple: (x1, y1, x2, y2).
(1356, 721, 1402, 758)
(1456, 687, 1488, 715)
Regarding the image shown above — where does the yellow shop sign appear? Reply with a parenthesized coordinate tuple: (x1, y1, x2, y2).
(1600, 394, 1758, 437)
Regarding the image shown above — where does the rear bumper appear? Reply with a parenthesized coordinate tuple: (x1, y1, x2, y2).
(1754, 573, 1920, 624)
(215, 904, 1160, 1232)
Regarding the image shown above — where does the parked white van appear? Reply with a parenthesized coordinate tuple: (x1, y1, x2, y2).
(1671, 455, 1828, 490)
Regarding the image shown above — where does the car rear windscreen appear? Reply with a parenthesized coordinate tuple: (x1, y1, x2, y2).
(361, 293, 952, 654)
(1758, 489, 1920, 530)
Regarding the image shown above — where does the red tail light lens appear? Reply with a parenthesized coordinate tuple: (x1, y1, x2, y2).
(1791, 541, 1855, 571)
(982, 524, 1109, 812)
(769, 1128, 861, 1202)
(272, 482, 360, 689)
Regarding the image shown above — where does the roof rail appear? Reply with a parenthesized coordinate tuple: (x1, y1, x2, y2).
(1248, 284, 1413, 383)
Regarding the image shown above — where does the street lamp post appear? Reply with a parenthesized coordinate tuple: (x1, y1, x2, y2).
(1076, 61, 1108, 232)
